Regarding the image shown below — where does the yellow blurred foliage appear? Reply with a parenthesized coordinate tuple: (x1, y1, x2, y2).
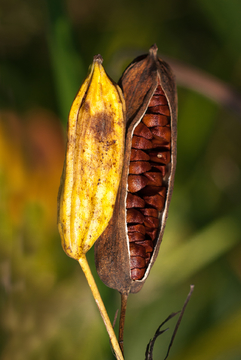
(0, 109, 65, 230)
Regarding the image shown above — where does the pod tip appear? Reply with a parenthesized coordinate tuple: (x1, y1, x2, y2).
(93, 54, 103, 64)
(149, 44, 158, 58)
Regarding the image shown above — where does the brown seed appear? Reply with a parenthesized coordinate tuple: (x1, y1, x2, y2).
(142, 114, 169, 127)
(146, 228, 158, 241)
(151, 126, 171, 143)
(152, 142, 171, 150)
(139, 208, 158, 217)
(133, 122, 153, 139)
(128, 174, 148, 192)
(126, 193, 145, 208)
(149, 151, 171, 164)
(128, 232, 145, 242)
(150, 162, 167, 176)
(129, 243, 146, 258)
(155, 85, 165, 95)
(130, 256, 146, 269)
(139, 185, 164, 196)
(148, 105, 170, 116)
(158, 187, 166, 198)
(149, 95, 168, 107)
(151, 139, 170, 149)
(144, 216, 159, 229)
(127, 209, 144, 223)
(127, 224, 146, 234)
(151, 139, 168, 148)
(131, 268, 146, 280)
(135, 240, 153, 253)
(132, 135, 153, 150)
(143, 193, 165, 211)
(129, 161, 151, 174)
(144, 172, 163, 186)
(145, 252, 152, 264)
(130, 149, 150, 161)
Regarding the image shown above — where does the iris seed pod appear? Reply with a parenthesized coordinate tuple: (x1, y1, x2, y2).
(95, 44, 177, 295)
(57, 55, 126, 259)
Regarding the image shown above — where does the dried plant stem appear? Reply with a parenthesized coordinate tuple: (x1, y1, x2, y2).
(78, 255, 124, 360)
(118, 293, 129, 355)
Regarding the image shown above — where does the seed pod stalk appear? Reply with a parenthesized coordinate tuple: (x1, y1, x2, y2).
(79, 255, 124, 360)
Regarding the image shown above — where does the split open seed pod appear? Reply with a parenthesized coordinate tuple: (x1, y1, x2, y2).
(95, 44, 177, 295)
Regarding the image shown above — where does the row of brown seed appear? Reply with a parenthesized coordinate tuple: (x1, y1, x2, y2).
(127, 84, 171, 280)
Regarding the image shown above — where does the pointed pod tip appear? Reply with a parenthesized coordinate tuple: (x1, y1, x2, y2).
(93, 54, 103, 64)
(149, 44, 158, 58)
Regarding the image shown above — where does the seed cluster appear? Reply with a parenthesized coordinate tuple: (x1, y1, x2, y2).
(127, 84, 171, 280)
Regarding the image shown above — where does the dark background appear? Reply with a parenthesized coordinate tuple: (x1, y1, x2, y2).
(1, 0, 241, 359)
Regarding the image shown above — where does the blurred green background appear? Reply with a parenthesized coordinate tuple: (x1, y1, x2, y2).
(1, 0, 241, 359)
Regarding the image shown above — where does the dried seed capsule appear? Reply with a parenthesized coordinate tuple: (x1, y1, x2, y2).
(95, 44, 177, 297)
(57, 55, 125, 259)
